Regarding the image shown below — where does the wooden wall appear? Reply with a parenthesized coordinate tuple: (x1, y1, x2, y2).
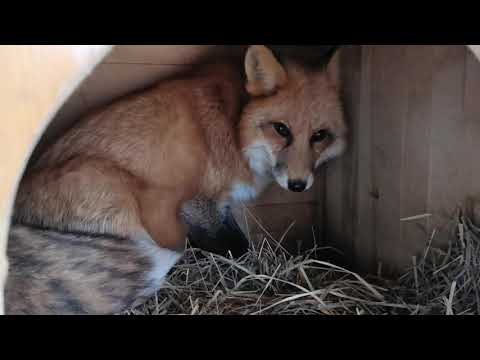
(325, 45, 480, 274)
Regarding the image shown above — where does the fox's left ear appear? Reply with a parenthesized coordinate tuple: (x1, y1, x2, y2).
(325, 47, 342, 90)
(245, 45, 288, 97)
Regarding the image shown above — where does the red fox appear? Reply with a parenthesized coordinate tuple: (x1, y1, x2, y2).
(7, 45, 346, 314)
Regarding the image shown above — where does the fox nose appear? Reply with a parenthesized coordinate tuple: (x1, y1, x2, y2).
(288, 180, 307, 193)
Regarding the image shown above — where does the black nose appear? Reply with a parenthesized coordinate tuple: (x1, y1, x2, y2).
(288, 180, 307, 192)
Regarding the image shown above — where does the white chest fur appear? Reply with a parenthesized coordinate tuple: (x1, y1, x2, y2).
(229, 140, 275, 204)
(229, 174, 273, 204)
(230, 182, 259, 203)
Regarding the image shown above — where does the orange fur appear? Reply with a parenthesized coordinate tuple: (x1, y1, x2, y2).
(13, 46, 347, 253)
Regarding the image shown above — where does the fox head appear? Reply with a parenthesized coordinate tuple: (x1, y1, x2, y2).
(239, 45, 347, 193)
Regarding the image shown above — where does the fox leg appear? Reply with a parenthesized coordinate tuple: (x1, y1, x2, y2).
(181, 195, 249, 257)
(136, 187, 188, 252)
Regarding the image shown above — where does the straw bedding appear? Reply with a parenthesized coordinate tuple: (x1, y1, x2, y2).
(125, 210, 480, 315)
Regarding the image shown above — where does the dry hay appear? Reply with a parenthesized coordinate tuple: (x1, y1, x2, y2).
(125, 210, 480, 315)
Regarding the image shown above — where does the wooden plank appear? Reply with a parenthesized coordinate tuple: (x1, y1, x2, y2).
(313, 169, 326, 247)
(428, 46, 468, 247)
(371, 45, 409, 274)
(323, 48, 351, 263)
(352, 45, 377, 273)
(464, 49, 480, 224)
(399, 45, 435, 266)
(323, 45, 363, 268)
(324, 132, 346, 252)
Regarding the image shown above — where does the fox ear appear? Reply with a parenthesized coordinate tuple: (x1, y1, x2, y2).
(325, 48, 342, 90)
(245, 45, 287, 96)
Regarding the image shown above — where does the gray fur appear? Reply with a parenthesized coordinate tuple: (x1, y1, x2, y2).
(5, 225, 171, 315)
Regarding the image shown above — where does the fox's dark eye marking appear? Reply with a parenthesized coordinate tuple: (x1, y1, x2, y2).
(273, 122, 291, 138)
(311, 129, 331, 144)
(272, 122, 293, 147)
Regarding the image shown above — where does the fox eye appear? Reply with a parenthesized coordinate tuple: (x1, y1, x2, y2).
(311, 129, 331, 143)
(272, 122, 291, 138)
